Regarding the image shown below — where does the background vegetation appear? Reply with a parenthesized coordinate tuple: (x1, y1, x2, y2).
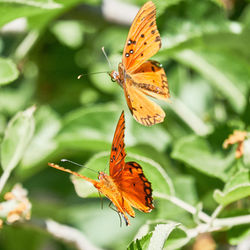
(0, 0, 250, 249)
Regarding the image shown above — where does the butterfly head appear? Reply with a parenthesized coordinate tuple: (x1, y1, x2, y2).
(109, 70, 119, 83)
(98, 171, 107, 180)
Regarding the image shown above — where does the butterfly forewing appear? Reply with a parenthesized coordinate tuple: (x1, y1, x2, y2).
(122, 1, 161, 73)
(109, 111, 126, 177)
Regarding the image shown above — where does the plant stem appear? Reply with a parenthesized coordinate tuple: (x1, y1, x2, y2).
(155, 192, 250, 235)
(209, 204, 224, 227)
(213, 215, 250, 227)
(154, 192, 211, 223)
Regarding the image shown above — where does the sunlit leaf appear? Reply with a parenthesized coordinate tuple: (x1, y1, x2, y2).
(227, 225, 250, 245)
(0, 106, 35, 171)
(0, 58, 19, 85)
(148, 223, 180, 249)
(128, 232, 152, 250)
(57, 104, 170, 152)
(51, 21, 83, 48)
(19, 106, 61, 175)
(213, 169, 250, 206)
(172, 49, 246, 113)
(171, 135, 234, 181)
(164, 226, 191, 249)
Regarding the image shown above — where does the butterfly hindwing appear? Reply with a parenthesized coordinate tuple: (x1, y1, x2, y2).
(122, 1, 161, 73)
(124, 77, 165, 126)
(132, 60, 170, 101)
(115, 161, 154, 212)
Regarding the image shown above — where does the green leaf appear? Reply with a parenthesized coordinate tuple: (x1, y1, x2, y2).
(0, 2, 61, 28)
(128, 232, 152, 250)
(57, 104, 122, 152)
(171, 135, 234, 181)
(0, 0, 62, 9)
(129, 222, 191, 250)
(173, 176, 198, 206)
(172, 49, 246, 113)
(51, 21, 83, 48)
(148, 223, 180, 249)
(0, 0, 99, 29)
(155, 0, 182, 16)
(213, 169, 250, 206)
(0, 106, 35, 171)
(0, 58, 19, 85)
(164, 226, 191, 250)
(71, 151, 174, 199)
(57, 104, 170, 152)
(227, 225, 250, 245)
(19, 106, 61, 174)
(0, 81, 35, 115)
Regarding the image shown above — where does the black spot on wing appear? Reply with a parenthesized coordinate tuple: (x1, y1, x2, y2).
(126, 162, 154, 209)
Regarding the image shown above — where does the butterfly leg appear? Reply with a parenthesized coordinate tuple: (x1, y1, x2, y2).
(108, 202, 123, 227)
(108, 202, 129, 226)
(98, 191, 103, 209)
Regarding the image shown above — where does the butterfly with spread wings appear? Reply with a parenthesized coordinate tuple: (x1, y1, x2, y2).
(109, 1, 170, 126)
(48, 111, 154, 225)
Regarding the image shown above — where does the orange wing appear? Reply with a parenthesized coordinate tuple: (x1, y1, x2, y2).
(114, 161, 154, 213)
(109, 111, 126, 177)
(123, 78, 165, 126)
(132, 60, 169, 101)
(122, 1, 161, 73)
(123, 60, 170, 126)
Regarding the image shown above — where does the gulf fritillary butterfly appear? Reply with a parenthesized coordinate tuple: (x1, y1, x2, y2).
(109, 1, 170, 126)
(48, 111, 154, 226)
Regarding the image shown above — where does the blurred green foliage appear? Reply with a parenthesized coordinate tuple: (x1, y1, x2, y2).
(0, 0, 250, 249)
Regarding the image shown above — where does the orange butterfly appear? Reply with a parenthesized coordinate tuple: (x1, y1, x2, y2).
(48, 111, 154, 226)
(109, 1, 170, 126)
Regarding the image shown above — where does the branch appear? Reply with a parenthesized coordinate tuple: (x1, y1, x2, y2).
(155, 192, 250, 239)
(213, 215, 250, 228)
(21, 218, 101, 250)
(155, 192, 211, 223)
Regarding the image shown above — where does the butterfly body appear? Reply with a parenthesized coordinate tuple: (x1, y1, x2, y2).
(49, 111, 153, 226)
(109, 1, 170, 126)
(95, 172, 122, 203)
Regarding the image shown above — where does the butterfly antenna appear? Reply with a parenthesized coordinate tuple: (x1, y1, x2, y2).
(77, 71, 109, 79)
(61, 159, 97, 174)
(102, 46, 112, 70)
